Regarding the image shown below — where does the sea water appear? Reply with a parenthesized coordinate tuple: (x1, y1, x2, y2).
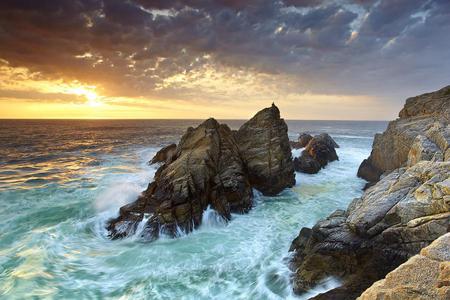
(0, 120, 387, 299)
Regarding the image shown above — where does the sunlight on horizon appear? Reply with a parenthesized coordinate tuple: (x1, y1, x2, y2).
(0, 62, 394, 120)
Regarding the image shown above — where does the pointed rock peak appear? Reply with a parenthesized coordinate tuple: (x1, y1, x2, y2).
(200, 117, 220, 129)
(248, 103, 281, 124)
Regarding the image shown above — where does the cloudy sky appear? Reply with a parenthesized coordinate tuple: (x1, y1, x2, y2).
(0, 0, 449, 119)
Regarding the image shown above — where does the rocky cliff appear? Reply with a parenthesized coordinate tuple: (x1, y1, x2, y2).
(290, 85, 450, 299)
(358, 85, 450, 183)
(358, 233, 449, 300)
(107, 104, 294, 241)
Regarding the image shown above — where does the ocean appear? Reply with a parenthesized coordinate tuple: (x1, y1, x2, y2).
(0, 119, 387, 299)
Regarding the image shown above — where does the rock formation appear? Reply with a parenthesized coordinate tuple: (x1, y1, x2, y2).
(358, 85, 450, 184)
(290, 85, 450, 299)
(107, 104, 295, 241)
(149, 143, 177, 165)
(290, 133, 313, 149)
(236, 103, 295, 195)
(290, 161, 450, 298)
(358, 233, 450, 300)
(293, 133, 339, 174)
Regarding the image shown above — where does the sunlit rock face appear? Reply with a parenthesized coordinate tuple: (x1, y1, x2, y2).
(290, 161, 450, 298)
(236, 103, 295, 196)
(107, 104, 295, 241)
(358, 85, 450, 184)
(358, 233, 450, 300)
(290, 86, 450, 299)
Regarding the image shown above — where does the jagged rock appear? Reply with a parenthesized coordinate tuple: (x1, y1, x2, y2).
(107, 118, 253, 240)
(358, 85, 450, 183)
(316, 133, 340, 149)
(290, 86, 450, 298)
(407, 135, 440, 167)
(236, 103, 295, 195)
(357, 158, 382, 185)
(358, 233, 450, 300)
(290, 161, 450, 298)
(107, 104, 295, 241)
(293, 133, 339, 174)
(293, 152, 322, 174)
(290, 133, 313, 149)
(149, 143, 177, 165)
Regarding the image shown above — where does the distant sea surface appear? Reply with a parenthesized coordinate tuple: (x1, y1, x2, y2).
(0, 119, 387, 299)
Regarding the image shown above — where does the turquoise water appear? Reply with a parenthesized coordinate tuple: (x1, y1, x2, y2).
(0, 120, 386, 299)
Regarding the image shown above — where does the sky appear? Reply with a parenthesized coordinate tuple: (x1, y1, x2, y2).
(0, 0, 449, 120)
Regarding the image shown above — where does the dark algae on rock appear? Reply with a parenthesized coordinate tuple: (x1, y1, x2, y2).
(107, 104, 295, 241)
(289, 85, 450, 299)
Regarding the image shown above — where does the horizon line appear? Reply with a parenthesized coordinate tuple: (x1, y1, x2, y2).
(0, 118, 390, 122)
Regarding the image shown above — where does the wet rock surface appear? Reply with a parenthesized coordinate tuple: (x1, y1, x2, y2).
(293, 133, 339, 174)
(107, 104, 295, 241)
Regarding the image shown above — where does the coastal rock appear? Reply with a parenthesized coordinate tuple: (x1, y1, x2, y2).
(107, 104, 295, 241)
(358, 233, 450, 300)
(149, 143, 177, 165)
(236, 103, 295, 195)
(290, 161, 450, 298)
(358, 85, 450, 183)
(293, 152, 322, 174)
(290, 133, 313, 149)
(107, 118, 253, 240)
(293, 133, 339, 174)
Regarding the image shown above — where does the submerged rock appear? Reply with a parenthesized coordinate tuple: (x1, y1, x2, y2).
(107, 104, 295, 241)
(358, 85, 450, 184)
(236, 103, 295, 196)
(358, 233, 450, 300)
(290, 160, 450, 298)
(293, 133, 339, 174)
(290, 133, 313, 149)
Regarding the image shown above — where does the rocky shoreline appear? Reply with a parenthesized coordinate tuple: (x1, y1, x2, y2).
(290, 85, 450, 299)
(106, 86, 449, 299)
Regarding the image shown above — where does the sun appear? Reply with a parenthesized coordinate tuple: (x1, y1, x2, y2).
(66, 86, 102, 107)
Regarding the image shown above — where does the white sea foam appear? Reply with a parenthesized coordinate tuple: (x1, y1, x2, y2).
(201, 205, 227, 228)
(94, 182, 145, 212)
(0, 121, 379, 299)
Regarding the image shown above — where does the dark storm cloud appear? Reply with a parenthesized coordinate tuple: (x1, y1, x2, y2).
(0, 0, 449, 102)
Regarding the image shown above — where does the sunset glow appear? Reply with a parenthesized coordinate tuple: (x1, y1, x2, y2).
(0, 1, 449, 119)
